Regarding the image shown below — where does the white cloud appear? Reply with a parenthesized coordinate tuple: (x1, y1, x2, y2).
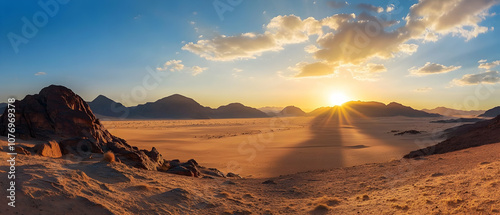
(414, 87, 432, 92)
(349, 63, 387, 81)
(357, 3, 384, 13)
(182, 15, 322, 61)
(304, 45, 319, 53)
(34, 72, 46, 76)
(191, 66, 207, 76)
(405, 0, 498, 41)
(181, 0, 498, 80)
(478, 60, 500, 70)
(409, 62, 461, 76)
(291, 61, 336, 78)
(453, 70, 500, 85)
(386, 4, 395, 12)
(157, 60, 185, 72)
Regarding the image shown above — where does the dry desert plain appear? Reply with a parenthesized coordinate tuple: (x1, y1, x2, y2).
(1, 115, 499, 214)
(103, 116, 465, 178)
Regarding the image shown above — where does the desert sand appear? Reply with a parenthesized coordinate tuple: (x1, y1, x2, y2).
(1, 136, 498, 214)
(103, 116, 465, 178)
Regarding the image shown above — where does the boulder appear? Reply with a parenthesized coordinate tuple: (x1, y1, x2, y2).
(14, 146, 31, 155)
(166, 166, 197, 177)
(33, 140, 62, 158)
(226, 172, 242, 178)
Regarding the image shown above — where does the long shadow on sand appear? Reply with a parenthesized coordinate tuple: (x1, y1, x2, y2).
(266, 111, 346, 177)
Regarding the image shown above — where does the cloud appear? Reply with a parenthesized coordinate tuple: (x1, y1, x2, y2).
(453, 71, 500, 85)
(386, 4, 395, 12)
(182, 15, 321, 61)
(181, 0, 498, 80)
(357, 3, 384, 13)
(478, 60, 500, 70)
(291, 62, 335, 77)
(405, 0, 498, 41)
(34, 72, 46, 76)
(327, 1, 348, 9)
(191, 66, 207, 76)
(409, 62, 461, 76)
(233, 68, 243, 73)
(304, 45, 319, 53)
(414, 87, 432, 92)
(157, 60, 184, 71)
(349, 63, 387, 81)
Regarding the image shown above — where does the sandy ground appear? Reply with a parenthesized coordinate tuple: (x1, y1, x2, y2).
(103, 116, 465, 178)
(1, 137, 498, 214)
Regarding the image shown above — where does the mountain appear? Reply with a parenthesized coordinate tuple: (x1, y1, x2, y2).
(0, 103, 6, 115)
(214, 103, 268, 118)
(478, 106, 500, 117)
(87, 95, 128, 118)
(258, 106, 284, 115)
(422, 107, 485, 117)
(309, 101, 441, 118)
(129, 94, 212, 119)
(279, 106, 306, 116)
(404, 114, 500, 158)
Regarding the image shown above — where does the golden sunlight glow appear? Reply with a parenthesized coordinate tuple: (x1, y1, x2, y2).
(329, 92, 350, 106)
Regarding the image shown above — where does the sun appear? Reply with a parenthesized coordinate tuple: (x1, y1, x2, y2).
(329, 92, 350, 106)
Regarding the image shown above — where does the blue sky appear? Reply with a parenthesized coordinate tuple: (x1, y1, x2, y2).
(1, 0, 500, 111)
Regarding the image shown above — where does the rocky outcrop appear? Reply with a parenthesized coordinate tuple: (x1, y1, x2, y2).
(404, 115, 500, 158)
(0, 85, 227, 178)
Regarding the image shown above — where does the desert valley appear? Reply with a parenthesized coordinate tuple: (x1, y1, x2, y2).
(3, 0, 500, 214)
(0, 85, 499, 214)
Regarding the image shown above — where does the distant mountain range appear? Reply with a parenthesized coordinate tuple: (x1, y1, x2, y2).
(309, 101, 441, 118)
(478, 106, 500, 117)
(422, 107, 485, 117)
(86, 96, 461, 119)
(88, 94, 267, 119)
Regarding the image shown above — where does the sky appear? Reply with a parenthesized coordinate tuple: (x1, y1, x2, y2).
(1, 0, 500, 111)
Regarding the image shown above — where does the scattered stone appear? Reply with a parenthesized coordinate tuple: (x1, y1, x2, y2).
(222, 180, 236, 185)
(14, 146, 31, 155)
(227, 172, 242, 178)
(431, 173, 444, 177)
(262, 180, 277, 185)
(394, 130, 422, 136)
(33, 140, 62, 158)
(480, 162, 491, 165)
(166, 166, 197, 177)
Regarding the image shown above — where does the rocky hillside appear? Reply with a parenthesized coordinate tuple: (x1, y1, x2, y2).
(404, 114, 500, 158)
(479, 106, 500, 117)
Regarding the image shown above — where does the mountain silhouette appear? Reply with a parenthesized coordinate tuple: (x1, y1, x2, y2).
(478, 106, 500, 117)
(88, 95, 128, 118)
(422, 107, 485, 117)
(214, 103, 268, 118)
(279, 106, 306, 116)
(128, 94, 213, 119)
(309, 101, 441, 118)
